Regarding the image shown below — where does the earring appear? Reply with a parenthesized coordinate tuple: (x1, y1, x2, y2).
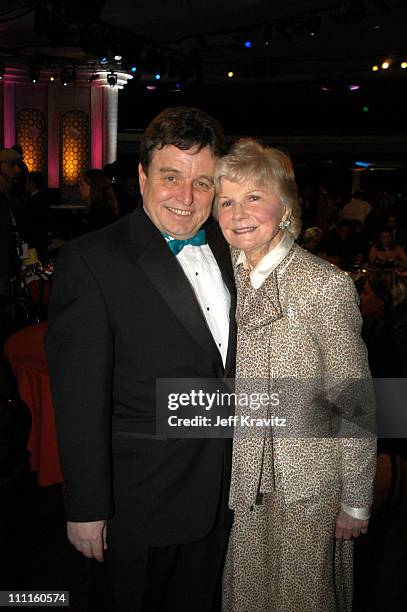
(279, 218, 291, 229)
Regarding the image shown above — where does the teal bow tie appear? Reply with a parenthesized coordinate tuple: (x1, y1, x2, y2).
(163, 229, 206, 256)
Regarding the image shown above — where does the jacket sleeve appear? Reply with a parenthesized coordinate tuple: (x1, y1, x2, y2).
(316, 272, 377, 510)
(45, 242, 114, 521)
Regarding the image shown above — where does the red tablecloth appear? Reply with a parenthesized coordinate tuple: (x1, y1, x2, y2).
(3, 322, 63, 486)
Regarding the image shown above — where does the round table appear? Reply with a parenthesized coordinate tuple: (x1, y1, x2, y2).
(3, 322, 63, 486)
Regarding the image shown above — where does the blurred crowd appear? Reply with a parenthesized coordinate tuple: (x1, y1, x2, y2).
(299, 185, 407, 377)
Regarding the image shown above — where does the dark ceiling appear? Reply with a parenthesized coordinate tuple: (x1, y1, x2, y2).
(1, 1, 406, 137)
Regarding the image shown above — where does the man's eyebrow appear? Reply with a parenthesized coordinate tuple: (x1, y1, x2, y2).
(159, 168, 214, 183)
(159, 167, 180, 173)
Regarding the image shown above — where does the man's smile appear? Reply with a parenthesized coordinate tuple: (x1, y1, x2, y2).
(167, 207, 192, 217)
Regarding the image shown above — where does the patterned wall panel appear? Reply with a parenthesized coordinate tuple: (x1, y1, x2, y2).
(61, 110, 89, 186)
(16, 108, 46, 173)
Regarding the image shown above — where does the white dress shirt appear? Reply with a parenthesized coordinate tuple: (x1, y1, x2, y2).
(173, 243, 231, 367)
(236, 232, 294, 288)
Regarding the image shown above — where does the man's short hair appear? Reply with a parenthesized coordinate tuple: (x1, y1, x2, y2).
(0, 148, 22, 164)
(140, 106, 227, 173)
(28, 171, 46, 190)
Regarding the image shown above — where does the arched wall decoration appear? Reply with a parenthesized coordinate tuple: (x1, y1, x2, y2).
(61, 110, 89, 186)
(16, 108, 46, 173)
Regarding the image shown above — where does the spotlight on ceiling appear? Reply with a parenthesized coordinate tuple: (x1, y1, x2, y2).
(262, 24, 273, 46)
(304, 15, 321, 37)
(107, 71, 117, 87)
(60, 68, 70, 86)
(29, 65, 40, 84)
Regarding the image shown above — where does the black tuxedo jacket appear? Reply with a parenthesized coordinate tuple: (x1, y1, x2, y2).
(45, 206, 236, 545)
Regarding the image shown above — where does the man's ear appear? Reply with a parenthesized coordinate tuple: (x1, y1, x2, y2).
(138, 162, 146, 195)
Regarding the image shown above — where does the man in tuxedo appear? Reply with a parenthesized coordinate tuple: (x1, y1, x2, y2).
(45, 107, 236, 611)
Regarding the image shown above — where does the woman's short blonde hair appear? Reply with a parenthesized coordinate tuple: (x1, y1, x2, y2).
(214, 138, 302, 240)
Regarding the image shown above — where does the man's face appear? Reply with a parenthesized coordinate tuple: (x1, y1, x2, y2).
(0, 161, 21, 184)
(139, 144, 217, 239)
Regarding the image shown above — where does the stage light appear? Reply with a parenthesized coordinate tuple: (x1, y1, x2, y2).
(372, 65, 379, 71)
(29, 66, 40, 84)
(107, 71, 117, 87)
(60, 68, 70, 86)
(354, 161, 371, 168)
(305, 15, 321, 38)
(401, 61, 407, 69)
(244, 41, 252, 48)
(263, 24, 273, 45)
(155, 73, 161, 80)
(131, 66, 137, 73)
(227, 71, 234, 78)
(381, 60, 390, 69)
(114, 55, 122, 61)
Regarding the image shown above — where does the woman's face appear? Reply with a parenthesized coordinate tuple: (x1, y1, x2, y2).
(380, 231, 391, 248)
(79, 176, 91, 202)
(360, 280, 384, 317)
(217, 177, 286, 267)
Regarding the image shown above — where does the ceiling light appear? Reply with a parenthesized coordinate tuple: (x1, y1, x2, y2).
(29, 66, 40, 84)
(107, 71, 117, 87)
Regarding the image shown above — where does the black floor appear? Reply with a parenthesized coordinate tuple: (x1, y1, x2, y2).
(2, 446, 407, 611)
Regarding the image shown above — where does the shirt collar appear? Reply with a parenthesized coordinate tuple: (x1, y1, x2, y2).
(236, 232, 294, 289)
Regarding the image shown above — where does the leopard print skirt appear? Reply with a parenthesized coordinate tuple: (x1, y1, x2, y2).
(223, 490, 353, 612)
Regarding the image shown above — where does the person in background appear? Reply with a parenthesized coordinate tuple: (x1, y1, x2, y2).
(45, 107, 235, 612)
(368, 226, 407, 269)
(300, 226, 323, 254)
(214, 138, 376, 612)
(386, 213, 407, 250)
(342, 190, 372, 225)
(318, 219, 359, 269)
(79, 169, 119, 233)
(23, 171, 50, 260)
(103, 161, 140, 217)
(0, 149, 24, 343)
(360, 269, 407, 377)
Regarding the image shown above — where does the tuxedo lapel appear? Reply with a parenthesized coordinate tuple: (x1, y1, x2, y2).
(127, 208, 223, 368)
(206, 222, 237, 377)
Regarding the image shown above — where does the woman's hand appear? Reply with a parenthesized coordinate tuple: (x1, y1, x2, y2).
(335, 509, 369, 541)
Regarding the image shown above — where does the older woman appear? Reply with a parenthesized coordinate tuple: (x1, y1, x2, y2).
(215, 139, 376, 612)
